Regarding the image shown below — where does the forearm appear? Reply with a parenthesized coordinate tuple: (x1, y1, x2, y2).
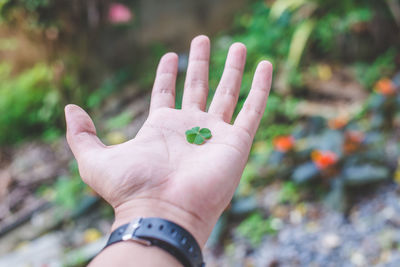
(89, 241, 182, 267)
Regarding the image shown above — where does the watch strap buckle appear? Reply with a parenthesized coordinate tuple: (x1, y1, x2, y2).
(122, 217, 152, 246)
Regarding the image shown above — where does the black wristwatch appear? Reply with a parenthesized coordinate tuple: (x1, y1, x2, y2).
(104, 217, 205, 267)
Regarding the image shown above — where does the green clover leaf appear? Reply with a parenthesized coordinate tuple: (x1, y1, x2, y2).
(185, 127, 212, 145)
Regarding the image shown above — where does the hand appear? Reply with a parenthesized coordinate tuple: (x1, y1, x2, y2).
(65, 35, 272, 247)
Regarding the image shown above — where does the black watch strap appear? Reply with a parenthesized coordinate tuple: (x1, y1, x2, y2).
(104, 217, 205, 267)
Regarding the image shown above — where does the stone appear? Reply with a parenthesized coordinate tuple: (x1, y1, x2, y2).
(351, 251, 367, 266)
(321, 233, 341, 250)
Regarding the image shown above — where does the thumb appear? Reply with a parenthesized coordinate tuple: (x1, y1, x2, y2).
(65, 104, 105, 160)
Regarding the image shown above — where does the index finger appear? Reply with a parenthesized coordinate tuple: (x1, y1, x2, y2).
(233, 61, 273, 138)
(149, 53, 178, 113)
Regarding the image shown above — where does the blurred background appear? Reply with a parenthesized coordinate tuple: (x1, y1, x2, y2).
(0, 0, 400, 266)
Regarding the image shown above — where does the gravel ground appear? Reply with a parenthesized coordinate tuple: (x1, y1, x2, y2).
(204, 183, 400, 267)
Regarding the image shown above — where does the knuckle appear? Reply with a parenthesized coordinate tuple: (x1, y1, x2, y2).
(155, 87, 175, 96)
(216, 85, 237, 99)
(243, 104, 263, 116)
(187, 78, 208, 90)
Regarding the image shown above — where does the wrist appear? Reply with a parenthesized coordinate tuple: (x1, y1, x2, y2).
(111, 198, 211, 248)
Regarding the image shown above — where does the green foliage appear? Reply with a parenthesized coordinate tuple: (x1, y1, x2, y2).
(0, 0, 50, 22)
(263, 72, 400, 209)
(0, 0, 10, 13)
(279, 181, 300, 204)
(19, 0, 49, 11)
(237, 213, 276, 246)
(87, 70, 130, 108)
(54, 161, 87, 211)
(354, 49, 397, 88)
(208, 0, 390, 148)
(185, 127, 212, 145)
(54, 176, 85, 210)
(210, 0, 393, 104)
(313, 7, 373, 53)
(0, 63, 61, 144)
(288, 19, 315, 68)
(237, 163, 258, 196)
(105, 111, 133, 130)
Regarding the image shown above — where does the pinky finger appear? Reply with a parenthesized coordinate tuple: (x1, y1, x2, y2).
(234, 61, 273, 139)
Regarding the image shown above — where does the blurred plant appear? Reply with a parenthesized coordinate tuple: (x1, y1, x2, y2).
(206, 0, 398, 162)
(105, 110, 133, 130)
(19, 0, 49, 11)
(342, 131, 365, 154)
(0, 62, 62, 144)
(237, 163, 259, 196)
(273, 135, 295, 153)
(311, 150, 338, 170)
(354, 49, 397, 89)
(0, 0, 50, 22)
(236, 212, 277, 246)
(313, 5, 373, 54)
(278, 181, 300, 204)
(54, 161, 88, 211)
(263, 72, 400, 210)
(328, 116, 349, 130)
(374, 78, 396, 95)
(87, 69, 131, 108)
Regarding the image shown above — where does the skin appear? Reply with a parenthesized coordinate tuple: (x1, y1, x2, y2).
(65, 35, 273, 266)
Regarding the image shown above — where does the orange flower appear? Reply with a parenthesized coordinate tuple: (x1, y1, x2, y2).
(374, 78, 396, 95)
(273, 135, 295, 152)
(328, 116, 348, 130)
(343, 131, 364, 154)
(311, 150, 338, 170)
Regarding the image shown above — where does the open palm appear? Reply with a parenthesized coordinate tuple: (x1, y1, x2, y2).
(65, 36, 272, 246)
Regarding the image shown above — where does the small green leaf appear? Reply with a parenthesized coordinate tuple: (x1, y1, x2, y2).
(194, 134, 205, 145)
(185, 127, 212, 145)
(186, 132, 197, 143)
(199, 128, 212, 139)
